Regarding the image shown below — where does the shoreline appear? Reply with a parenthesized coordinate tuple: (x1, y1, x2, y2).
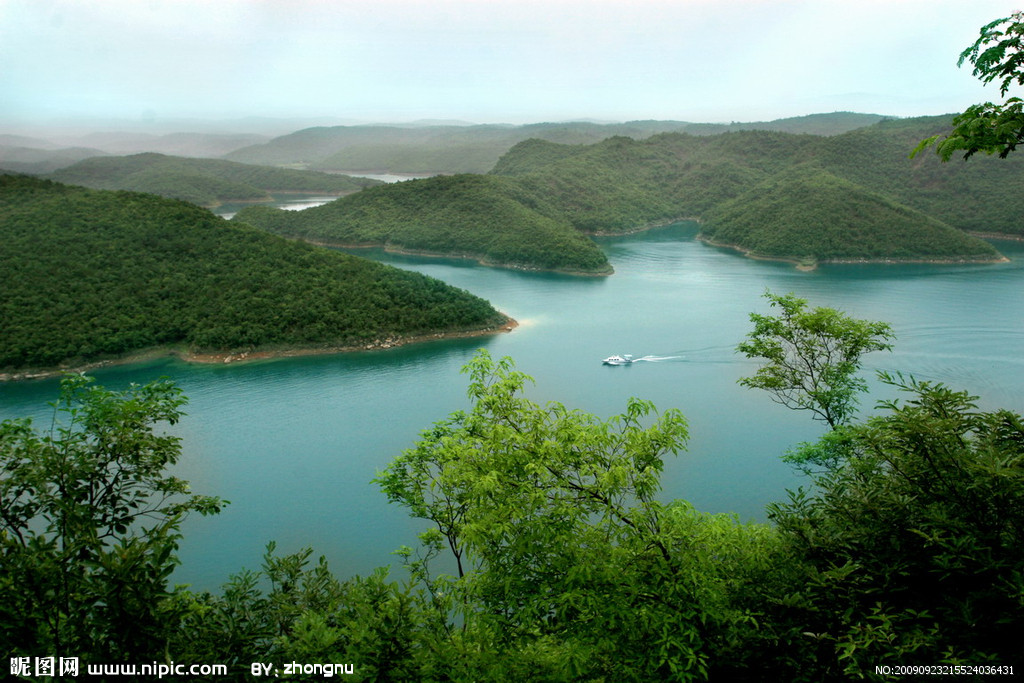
(696, 234, 1010, 270)
(303, 238, 614, 276)
(588, 216, 702, 237)
(965, 230, 1024, 242)
(204, 188, 362, 210)
(0, 317, 519, 383)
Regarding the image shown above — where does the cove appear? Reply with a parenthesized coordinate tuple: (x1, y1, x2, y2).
(2, 222, 1022, 592)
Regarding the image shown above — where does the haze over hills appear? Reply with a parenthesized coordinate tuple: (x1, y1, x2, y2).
(46, 153, 383, 207)
(4, 111, 1018, 272)
(224, 112, 891, 174)
(2, 112, 887, 178)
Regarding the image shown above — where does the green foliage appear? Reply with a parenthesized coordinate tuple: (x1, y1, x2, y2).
(916, 13, 1024, 160)
(816, 116, 1024, 236)
(764, 373, 1024, 676)
(701, 166, 1000, 262)
(492, 119, 1024, 247)
(0, 175, 508, 371)
(376, 351, 777, 681)
(5, 338, 1024, 678)
(0, 374, 223, 661)
(47, 152, 381, 206)
(170, 543, 434, 682)
(235, 173, 612, 274)
(737, 291, 894, 428)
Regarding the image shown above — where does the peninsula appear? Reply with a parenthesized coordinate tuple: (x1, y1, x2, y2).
(0, 175, 511, 377)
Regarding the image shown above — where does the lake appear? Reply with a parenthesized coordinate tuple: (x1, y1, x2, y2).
(2, 222, 1022, 591)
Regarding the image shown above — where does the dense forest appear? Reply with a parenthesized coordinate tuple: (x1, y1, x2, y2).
(486, 116, 1020, 263)
(0, 175, 508, 373)
(234, 173, 613, 274)
(46, 152, 381, 206)
(237, 115, 1014, 271)
(701, 167, 1001, 263)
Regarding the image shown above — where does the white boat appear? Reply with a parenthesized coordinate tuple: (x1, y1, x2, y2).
(602, 354, 633, 365)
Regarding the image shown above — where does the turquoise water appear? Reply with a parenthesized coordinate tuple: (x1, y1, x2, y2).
(3, 222, 1022, 590)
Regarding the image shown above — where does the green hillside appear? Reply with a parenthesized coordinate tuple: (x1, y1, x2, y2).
(700, 167, 1002, 263)
(492, 131, 818, 232)
(229, 115, 1014, 272)
(486, 117, 1017, 261)
(813, 116, 1024, 235)
(46, 152, 382, 206)
(0, 175, 509, 372)
(234, 174, 612, 274)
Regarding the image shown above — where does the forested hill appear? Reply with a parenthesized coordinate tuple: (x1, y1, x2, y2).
(224, 112, 889, 174)
(0, 175, 509, 374)
(233, 116, 1009, 273)
(487, 115, 1017, 263)
(46, 152, 382, 207)
(701, 167, 1001, 263)
(233, 174, 613, 274)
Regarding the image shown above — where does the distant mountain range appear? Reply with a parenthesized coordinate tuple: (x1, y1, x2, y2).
(2, 112, 890, 177)
(224, 112, 891, 174)
(46, 153, 382, 206)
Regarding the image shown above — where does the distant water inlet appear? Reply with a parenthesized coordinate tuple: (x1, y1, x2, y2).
(2, 223, 1022, 591)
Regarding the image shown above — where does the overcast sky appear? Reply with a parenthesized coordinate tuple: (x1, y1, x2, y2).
(1, 0, 1019, 127)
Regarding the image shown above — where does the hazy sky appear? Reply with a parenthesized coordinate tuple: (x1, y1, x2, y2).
(1, 0, 1019, 126)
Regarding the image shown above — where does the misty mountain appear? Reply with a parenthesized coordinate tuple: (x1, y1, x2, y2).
(0, 145, 110, 175)
(224, 112, 890, 174)
(47, 153, 382, 206)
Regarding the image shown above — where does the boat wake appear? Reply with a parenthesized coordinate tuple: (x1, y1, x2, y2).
(603, 354, 686, 365)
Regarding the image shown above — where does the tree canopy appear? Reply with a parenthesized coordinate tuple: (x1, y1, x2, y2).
(915, 12, 1024, 160)
(737, 291, 895, 428)
(0, 175, 508, 372)
(3, 331, 1023, 679)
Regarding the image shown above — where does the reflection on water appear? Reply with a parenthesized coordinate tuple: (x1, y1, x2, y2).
(2, 223, 1022, 590)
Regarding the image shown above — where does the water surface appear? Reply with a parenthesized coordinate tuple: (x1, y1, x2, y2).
(3, 223, 1021, 590)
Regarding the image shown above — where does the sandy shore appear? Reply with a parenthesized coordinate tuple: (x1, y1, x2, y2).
(0, 317, 518, 382)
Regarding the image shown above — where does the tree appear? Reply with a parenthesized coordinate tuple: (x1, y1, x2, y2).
(0, 374, 223, 661)
(914, 12, 1024, 160)
(762, 373, 1024, 676)
(376, 350, 771, 681)
(737, 291, 894, 429)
